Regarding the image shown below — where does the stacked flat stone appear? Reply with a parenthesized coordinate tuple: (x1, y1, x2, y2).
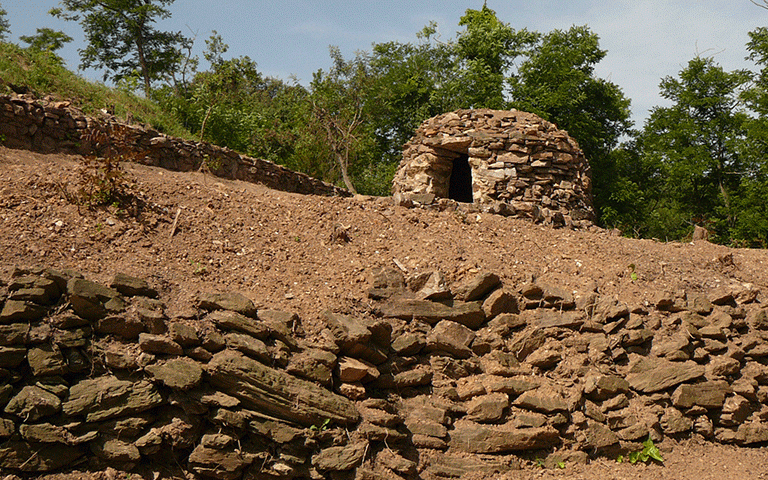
(1, 266, 767, 478)
(0, 94, 348, 197)
(393, 109, 595, 228)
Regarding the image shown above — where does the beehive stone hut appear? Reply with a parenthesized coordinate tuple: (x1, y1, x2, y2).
(392, 109, 596, 228)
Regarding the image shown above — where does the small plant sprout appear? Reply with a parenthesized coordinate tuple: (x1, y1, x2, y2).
(628, 263, 638, 282)
(618, 436, 664, 465)
(309, 418, 331, 431)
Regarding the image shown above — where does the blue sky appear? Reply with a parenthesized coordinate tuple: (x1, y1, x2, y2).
(3, 1, 766, 126)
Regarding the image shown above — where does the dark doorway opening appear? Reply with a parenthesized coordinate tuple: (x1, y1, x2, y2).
(448, 154, 473, 203)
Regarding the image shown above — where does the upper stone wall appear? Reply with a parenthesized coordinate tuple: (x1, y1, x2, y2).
(392, 109, 595, 228)
(0, 94, 349, 197)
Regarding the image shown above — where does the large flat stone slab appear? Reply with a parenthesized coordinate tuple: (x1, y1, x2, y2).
(626, 358, 705, 393)
(450, 420, 560, 453)
(207, 350, 359, 427)
(62, 376, 164, 422)
(380, 299, 485, 328)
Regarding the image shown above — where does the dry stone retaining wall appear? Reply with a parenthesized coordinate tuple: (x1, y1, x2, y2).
(0, 94, 348, 197)
(1, 267, 768, 479)
(392, 109, 595, 228)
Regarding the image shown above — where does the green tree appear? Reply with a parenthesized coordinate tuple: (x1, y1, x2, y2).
(731, 26, 768, 246)
(452, 5, 538, 109)
(153, 31, 313, 173)
(639, 57, 751, 242)
(20, 28, 73, 52)
(508, 25, 632, 221)
(308, 47, 375, 194)
(51, 0, 188, 95)
(0, 3, 10, 40)
(365, 23, 459, 164)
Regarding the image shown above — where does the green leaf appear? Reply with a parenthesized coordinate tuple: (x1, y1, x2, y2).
(643, 437, 664, 463)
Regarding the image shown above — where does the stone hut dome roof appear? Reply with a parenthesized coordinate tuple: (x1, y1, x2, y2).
(392, 109, 595, 228)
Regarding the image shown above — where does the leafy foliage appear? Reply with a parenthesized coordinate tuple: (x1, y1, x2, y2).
(617, 437, 664, 464)
(307, 47, 376, 194)
(0, 3, 10, 40)
(638, 57, 751, 242)
(51, 0, 189, 95)
(0, 42, 189, 137)
(508, 26, 633, 220)
(453, 5, 538, 109)
(20, 28, 73, 52)
(71, 123, 140, 210)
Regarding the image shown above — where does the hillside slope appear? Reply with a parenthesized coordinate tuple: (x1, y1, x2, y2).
(2, 146, 768, 480)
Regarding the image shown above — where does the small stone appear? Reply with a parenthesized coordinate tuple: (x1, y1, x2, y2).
(452, 272, 501, 301)
(169, 322, 199, 346)
(405, 418, 448, 438)
(412, 270, 452, 301)
(391, 333, 425, 356)
(27, 345, 68, 376)
(138, 333, 183, 355)
(672, 381, 731, 409)
(207, 310, 269, 339)
(514, 387, 568, 413)
(198, 292, 258, 317)
(0, 346, 27, 368)
(224, 333, 269, 363)
(4, 385, 62, 421)
(67, 278, 125, 321)
(482, 289, 518, 318)
(336, 356, 378, 383)
(466, 392, 509, 423)
(285, 348, 336, 386)
(0, 300, 46, 323)
(480, 350, 521, 376)
(312, 442, 367, 471)
(660, 407, 693, 434)
(706, 356, 741, 378)
(110, 273, 158, 298)
(145, 358, 203, 390)
(426, 320, 475, 358)
(0, 324, 30, 345)
(393, 365, 432, 388)
(96, 315, 144, 339)
(368, 267, 406, 299)
(582, 420, 620, 450)
(626, 357, 705, 393)
(526, 347, 561, 369)
(747, 308, 768, 330)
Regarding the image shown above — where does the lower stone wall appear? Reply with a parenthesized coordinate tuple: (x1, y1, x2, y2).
(1, 267, 767, 479)
(0, 94, 349, 197)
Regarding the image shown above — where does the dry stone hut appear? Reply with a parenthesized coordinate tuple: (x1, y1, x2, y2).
(392, 109, 596, 228)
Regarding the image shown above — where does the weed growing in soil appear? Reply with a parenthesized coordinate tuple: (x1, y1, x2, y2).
(60, 122, 145, 214)
(617, 437, 664, 465)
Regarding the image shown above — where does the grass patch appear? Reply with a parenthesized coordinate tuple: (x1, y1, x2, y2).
(0, 41, 190, 138)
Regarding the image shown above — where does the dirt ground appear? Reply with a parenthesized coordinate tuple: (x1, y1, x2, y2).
(2, 146, 768, 479)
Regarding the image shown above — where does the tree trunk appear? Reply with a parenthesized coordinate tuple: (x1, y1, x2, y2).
(338, 152, 357, 195)
(135, 33, 151, 96)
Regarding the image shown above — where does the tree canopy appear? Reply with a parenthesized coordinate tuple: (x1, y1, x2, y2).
(20, 27, 73, 52)
(51, 0, 188, 95)
(0, 3, 10, 41)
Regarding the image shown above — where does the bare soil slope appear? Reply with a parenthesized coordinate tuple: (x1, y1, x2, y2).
(2, 146, 768, 479)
